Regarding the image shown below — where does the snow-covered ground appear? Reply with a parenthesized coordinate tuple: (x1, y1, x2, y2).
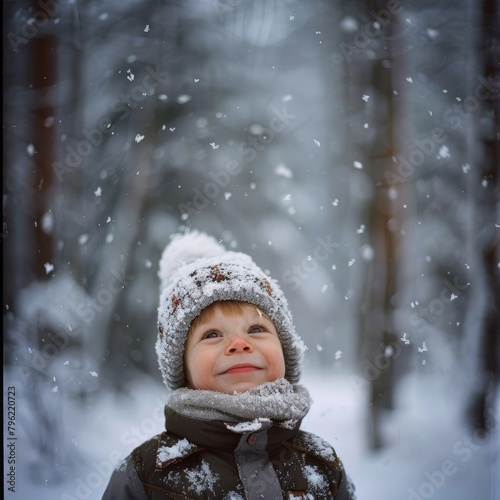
(4, 367, 499, 500)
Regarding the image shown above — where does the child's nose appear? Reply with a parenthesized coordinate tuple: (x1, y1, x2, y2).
(226, 335, 253, 354)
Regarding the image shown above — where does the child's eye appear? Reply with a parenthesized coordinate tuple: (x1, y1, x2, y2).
(249, 325, 265, 334)
(202, 331, 220, 340)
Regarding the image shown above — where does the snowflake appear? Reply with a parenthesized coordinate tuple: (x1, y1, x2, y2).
(417, 342, 428, 353)
(400, 333, 410, 345)
(437, 145, 450, 159)
(274, 163, 293, 178)
(177, 94, 192, 104)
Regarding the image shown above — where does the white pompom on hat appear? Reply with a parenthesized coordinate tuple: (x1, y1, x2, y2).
(156, 230, 306, 390)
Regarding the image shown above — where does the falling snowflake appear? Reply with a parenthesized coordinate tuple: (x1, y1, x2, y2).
(334, 350, 343, 360)
(44, 262, 54, 274)
(144, 25, 150, 32)
(437, 145, 450, 159)
(177, 94, 192, 104)
(417, 342, 428, 353)
(362, 95, 370, 102)
(274, 163, 293, 178)
(135, 134, 145, 143)
(400, 332, 410, 345)
(406, 76, 413, 83)
(126, 69, 134, 82)
(332, 199, 339, 206)
(89, 371, 98, 377)
(314, 139, 321, 147)
(348, 259, 355, 267)
(52, 386, 59, 393)
(94, 186, 102, 197)
(210, 142, 220, 150)
(353, 161, 363, 169)
(317, 344, 323, 352)
(224, 192, 232, 200)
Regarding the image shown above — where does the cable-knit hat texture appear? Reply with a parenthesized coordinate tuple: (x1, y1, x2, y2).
(156, 231, 306, 390)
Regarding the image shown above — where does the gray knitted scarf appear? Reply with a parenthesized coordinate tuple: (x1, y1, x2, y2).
(167, 378, 311, 430)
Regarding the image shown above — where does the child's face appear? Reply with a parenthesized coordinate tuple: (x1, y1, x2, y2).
(184, 303, 286, 394)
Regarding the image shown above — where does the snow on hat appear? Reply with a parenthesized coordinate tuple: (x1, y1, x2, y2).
(156, 230, 307, 390)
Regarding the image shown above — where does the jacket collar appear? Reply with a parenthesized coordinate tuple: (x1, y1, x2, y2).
(164, 405, 300, 452)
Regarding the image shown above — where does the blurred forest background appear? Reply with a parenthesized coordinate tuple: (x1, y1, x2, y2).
(3, 0, 499, 498)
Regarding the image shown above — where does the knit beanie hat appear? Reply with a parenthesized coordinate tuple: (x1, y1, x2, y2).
(156, 231, 307, 390)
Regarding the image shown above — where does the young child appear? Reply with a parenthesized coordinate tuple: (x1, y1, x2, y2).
(103, 231, 355, 499)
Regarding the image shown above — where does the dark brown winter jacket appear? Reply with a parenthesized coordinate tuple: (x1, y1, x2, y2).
(102, 407, 355, 499)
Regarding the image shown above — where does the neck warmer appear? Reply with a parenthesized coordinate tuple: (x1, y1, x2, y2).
(167, 378, 311, 430)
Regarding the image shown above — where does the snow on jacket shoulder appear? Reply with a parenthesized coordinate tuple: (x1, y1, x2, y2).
(102, 409, 355, 499)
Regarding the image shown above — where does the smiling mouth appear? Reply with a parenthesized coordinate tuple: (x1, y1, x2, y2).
(222, 364, 261, 375)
